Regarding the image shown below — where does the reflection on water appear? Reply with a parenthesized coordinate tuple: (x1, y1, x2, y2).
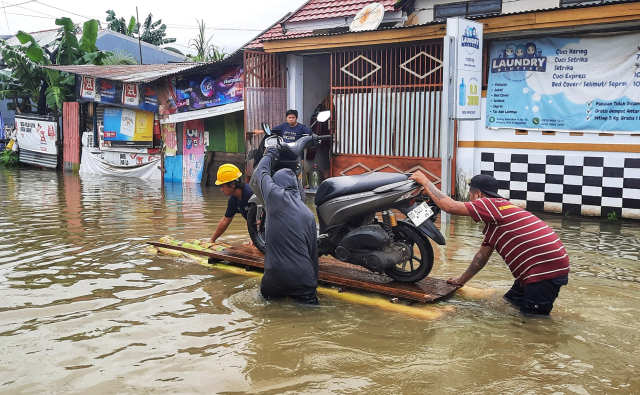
(0, 168, 639, 394)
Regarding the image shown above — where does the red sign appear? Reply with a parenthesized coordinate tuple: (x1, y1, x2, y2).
(81, 76, 96, 100)
(122, 83, 139, 107)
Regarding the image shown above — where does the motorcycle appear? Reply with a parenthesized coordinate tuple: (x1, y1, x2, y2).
(246, 112, 445, 283)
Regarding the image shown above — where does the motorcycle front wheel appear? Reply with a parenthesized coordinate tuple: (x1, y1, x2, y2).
(384, 221, 434, 282)
(247, 204, 267, 254)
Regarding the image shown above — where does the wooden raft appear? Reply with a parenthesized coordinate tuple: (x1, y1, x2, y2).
(148, 242, 460, 303)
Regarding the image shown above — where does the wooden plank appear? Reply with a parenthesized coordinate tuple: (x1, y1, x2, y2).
(148, 242, 460, 303)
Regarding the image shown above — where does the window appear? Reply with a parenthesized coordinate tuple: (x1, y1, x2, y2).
(434, 0, 501, 21)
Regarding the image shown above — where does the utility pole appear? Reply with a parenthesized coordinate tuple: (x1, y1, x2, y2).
(136, 7, 144, 65)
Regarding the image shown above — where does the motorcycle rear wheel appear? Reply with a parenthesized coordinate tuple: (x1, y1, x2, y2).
(384, 221, 434, 282)
(247, 204, 267, 254)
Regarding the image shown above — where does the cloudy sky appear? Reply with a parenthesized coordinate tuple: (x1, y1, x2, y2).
(0, 0, 308, 55)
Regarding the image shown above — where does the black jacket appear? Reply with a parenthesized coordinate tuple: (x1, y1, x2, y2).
(254, 147, 318, 295)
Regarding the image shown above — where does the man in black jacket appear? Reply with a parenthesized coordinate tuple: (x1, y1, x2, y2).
(253, 146, 319, 304)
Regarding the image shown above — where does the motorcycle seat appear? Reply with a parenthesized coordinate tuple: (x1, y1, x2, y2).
(315, 172, 408, 206)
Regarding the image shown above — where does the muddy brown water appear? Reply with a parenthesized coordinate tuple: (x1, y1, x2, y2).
(0, 168, 639, 394)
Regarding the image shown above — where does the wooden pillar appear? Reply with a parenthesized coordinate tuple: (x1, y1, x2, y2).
(62, 102, 81, 173)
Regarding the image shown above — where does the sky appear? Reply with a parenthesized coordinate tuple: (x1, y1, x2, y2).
(0, 0, 308, 56)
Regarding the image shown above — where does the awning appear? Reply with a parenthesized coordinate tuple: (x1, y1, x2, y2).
(159, 101, 244, 124)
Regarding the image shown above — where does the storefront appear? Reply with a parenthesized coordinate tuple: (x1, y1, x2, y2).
(157, 64, 245, 185)
(251, 0, 640, 218)
(75, 74, 163, 179)
(49, 58, 245, 184)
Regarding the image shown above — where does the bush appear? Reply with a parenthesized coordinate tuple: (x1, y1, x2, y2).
(0, 150, 18, 166)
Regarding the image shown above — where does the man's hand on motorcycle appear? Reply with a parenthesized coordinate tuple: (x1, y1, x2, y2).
(409, 171, 431, 186)
(446, 277, 465, 286)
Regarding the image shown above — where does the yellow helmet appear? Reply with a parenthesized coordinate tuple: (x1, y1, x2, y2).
(215, 164, 243, 185)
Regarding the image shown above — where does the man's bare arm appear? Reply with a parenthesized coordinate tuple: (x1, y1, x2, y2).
(410, 172, 470, 216)
(447, 245, 495, 285)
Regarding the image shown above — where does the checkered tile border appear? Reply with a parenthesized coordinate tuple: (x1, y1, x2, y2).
(480, 153, 640, 219)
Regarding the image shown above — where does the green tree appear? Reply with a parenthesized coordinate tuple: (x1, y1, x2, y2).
(0, 18, 113, 114)
(102, 49, 138, 65)
(106, 10, 137, 36)
(105, 10, 183, 55)
(186, 19, 227, 62)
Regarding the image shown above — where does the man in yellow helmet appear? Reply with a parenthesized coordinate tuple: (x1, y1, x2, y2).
(208, 164, 255, 243)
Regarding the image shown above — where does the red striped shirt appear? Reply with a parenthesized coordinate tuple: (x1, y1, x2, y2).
(464, 198, 570, 286)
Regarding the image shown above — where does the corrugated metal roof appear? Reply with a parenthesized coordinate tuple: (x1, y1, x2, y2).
(40, 63, 216, 83)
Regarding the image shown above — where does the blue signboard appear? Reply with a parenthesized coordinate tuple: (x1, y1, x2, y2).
(486, 33, 640, 132)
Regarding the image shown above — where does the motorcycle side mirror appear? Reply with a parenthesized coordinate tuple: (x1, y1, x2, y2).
(316, 111, 331, 123)
(261, 122, 272, 135)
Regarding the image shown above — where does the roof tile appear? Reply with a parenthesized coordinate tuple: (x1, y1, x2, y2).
(246, 0, 396, 49)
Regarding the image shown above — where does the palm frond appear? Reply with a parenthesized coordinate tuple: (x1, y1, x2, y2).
(102, 49, 139, 65)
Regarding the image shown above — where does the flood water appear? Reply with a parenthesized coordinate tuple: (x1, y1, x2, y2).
(1, 168, 639, 394)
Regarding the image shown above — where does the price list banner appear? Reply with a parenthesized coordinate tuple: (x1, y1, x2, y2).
(486, 33, 640, 132)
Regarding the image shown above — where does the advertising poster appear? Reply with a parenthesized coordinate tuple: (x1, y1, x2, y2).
(157, 78, 178, 116)
(182, 119, 205, 184)
(140, 84, 158, 113)
(162, 123, 178, 156)
(135, 111, 154, 141)
(486, 32, 640, 132)
(122, 83, 140, 107)
(74, 75, 159, 113)
(449, 18, 483, 120)
(97, 79, 116, 103)
(103, 108, 153, 147)
(176, 67, 243, 113)
(80, 76, 96, 101)
(15, 115, 58, 154)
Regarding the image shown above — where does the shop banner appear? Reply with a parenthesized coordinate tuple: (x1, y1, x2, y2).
(176, 67, 243, 113)
(80, 76, 96, 101)
(97, 79, 117, 103)
(75, 75, 159, 112)
(15, 115, 58, 155)
(487, 32, 640, 132)
(157, 78, 178, 116)
(140, 84, 159, 113)
(103, 108, 153, 147)
(182, 119, 205, 184)
(449, 17, 483, 120)
(162, 123, 178, 156)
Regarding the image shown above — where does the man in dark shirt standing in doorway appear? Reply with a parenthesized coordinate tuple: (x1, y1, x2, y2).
(274, 110, 312, 143)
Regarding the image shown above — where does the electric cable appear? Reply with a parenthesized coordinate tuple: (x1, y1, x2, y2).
(165, 24, 262, 32)
(4, 10, 50, 19)
(33, 0, 91, 20)
(0, 0, 37, 9)
(14, 4, 56, 18)
(2, 0, 11, 33)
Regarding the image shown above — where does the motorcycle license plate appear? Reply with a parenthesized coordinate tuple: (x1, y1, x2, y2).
(407, 203, 433, 226)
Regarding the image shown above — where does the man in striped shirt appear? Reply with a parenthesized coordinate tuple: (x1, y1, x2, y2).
(410, 173, 570, 315)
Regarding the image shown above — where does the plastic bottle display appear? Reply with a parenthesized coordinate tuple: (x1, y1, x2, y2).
(459, 78, 466, 106)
